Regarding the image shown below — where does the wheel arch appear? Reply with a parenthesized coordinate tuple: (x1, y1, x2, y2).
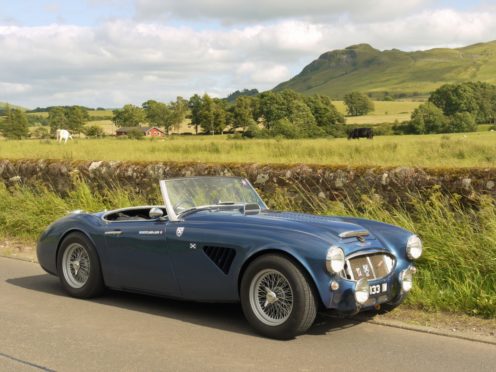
(56, 228, 100, 271)
(237, 248, 324, 308)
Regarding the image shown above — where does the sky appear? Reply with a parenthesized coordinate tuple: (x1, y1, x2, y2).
(0, 0, 495, 108)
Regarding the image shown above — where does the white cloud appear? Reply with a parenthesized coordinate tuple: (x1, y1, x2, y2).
(0, 7, 495, 108)
(134, 0, 429, 23)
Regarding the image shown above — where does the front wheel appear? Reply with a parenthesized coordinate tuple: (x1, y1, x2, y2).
(240, 254, 317, 339)
(57, 232, 105, 298)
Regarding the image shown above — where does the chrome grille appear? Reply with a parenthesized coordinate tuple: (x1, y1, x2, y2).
(340, 252, 395, 281)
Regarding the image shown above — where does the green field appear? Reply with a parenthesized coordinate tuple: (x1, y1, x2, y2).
(1, 132, 495, 167)
(334, 100, 421, 124)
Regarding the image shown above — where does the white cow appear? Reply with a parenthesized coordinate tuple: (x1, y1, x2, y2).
(56, 129, 73, 143)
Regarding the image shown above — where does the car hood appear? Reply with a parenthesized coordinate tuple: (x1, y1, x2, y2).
(258, 211, 377, 241)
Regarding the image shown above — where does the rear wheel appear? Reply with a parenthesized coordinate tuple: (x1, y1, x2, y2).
(57, 232, 104, 298)
(240, 254, 317, 339)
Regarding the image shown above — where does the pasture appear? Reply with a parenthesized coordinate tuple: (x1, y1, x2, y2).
(0, 131, 495, 167)
(333, 100, 422, 124)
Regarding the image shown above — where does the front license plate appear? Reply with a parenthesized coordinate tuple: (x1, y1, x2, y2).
(369, 282, 388, 295)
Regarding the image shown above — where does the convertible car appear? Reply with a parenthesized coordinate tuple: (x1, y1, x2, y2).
(37, 176, 422, 339)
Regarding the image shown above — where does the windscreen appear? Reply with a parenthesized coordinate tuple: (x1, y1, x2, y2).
(163, 177, 266, 215)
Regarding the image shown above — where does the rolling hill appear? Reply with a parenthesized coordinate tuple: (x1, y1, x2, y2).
(274, 40, 496, 99)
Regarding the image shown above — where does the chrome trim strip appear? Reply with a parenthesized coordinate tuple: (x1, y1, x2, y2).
(104, 230, 122, 236)
(339, 230, 370, 239)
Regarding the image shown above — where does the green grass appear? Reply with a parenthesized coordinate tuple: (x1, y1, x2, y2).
(1, 132, 495, 167)
(0, 181, 494, 317)
(333, 100, 421, 124)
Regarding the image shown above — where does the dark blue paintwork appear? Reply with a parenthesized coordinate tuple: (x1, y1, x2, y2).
(37, 205, 415, 312)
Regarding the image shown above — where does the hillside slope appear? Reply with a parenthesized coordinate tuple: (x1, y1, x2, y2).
(274, 41, 496, 98)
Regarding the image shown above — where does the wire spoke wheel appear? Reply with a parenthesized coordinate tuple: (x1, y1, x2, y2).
(249, 269, 294, 326)
(62, 243, 91, 289)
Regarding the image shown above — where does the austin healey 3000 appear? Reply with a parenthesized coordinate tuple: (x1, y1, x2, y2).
(37, 176, 422, 339)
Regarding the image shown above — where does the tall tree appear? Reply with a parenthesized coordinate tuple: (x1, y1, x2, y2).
(169, 96, 189, 133)
(344, 92, 374, 116)
(188, 94, 202, 134)
(199, 94, 216, 134)
(112, 104, 145, 127)
(48, 107, 68, 134)
(232, 96, 256, 131)
(0, 106, 29, 139)
(66, 106, 89, 134)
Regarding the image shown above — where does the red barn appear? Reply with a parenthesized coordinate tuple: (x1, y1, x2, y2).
(115, 127, 165, 137)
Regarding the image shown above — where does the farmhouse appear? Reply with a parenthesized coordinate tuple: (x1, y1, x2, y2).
(115, 127, 165, 137)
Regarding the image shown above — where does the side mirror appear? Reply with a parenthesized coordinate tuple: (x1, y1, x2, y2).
(149, 207, 164, 219)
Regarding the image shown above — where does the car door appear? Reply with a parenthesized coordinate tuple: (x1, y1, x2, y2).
(103, 219, 179, 296)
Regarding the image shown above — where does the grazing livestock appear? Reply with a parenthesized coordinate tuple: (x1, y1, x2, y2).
(56, 129, 72, 143)
(348, 127, 373, 140)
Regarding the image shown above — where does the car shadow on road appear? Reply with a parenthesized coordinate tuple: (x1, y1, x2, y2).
(7, 273, 367, 339)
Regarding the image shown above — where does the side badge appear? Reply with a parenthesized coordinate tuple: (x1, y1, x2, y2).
(176, 227, 185, 237)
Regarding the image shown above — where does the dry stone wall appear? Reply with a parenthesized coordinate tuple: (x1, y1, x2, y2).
(0, 159, 495, 210)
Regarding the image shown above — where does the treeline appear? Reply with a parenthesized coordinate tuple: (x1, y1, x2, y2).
(112, 90, 345, 138)
(396, 82, 496, 134)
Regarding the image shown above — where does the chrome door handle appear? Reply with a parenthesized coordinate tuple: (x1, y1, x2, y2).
(105, 230, 122, 236)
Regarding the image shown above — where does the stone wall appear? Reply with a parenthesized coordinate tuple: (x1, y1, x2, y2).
(0, 159, 494, 210)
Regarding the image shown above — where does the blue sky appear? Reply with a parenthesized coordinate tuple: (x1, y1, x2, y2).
(0, 0, 495, 107)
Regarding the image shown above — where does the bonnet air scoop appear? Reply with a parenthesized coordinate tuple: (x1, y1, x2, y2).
(338, 230, 370, 239)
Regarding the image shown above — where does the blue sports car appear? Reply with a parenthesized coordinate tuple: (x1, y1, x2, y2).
(37, 176, 422, 339)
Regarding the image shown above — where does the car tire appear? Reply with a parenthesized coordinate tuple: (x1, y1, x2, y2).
(57, 232, 105, 298)
(240, 254, 317, 339)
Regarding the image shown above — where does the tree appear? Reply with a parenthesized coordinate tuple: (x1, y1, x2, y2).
(84, 125, 105, 138)
(112, 104, 145, 127)
(258, 91, 288, 128)
(188, 94, 203, 134)
(446, 112, 477, 133)
(0, 106, 30, 139)
(169, 96, 189, 133)
(142, 100, 173, 134)
(212, 98, 228, 134)
(232, 96, 256, 131)
(343, 92, 374, 116)
(199, 94, 216, 134)
(407, 102, 447, 134)
(66, 106, 89, 134)
(429, 83, 478, 117)
(304, 95, 345, 135)
(48, 107, 68, 134)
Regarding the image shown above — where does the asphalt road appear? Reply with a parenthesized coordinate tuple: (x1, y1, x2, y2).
(1, 257, 495, 372)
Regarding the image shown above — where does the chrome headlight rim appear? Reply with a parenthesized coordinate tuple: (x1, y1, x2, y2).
(326, 246, 345, 274)
(406, 235, 423, 260)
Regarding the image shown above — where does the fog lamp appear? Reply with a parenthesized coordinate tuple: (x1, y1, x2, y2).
(400, 267, 415, 292)
(354, 278, 370, 304)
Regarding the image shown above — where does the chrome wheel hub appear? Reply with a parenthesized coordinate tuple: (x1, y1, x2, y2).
(62, 243, 90, 289)
(249, 269, 294, 326)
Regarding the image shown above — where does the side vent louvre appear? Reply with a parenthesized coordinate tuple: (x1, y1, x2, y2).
(203, 246, 236, 274)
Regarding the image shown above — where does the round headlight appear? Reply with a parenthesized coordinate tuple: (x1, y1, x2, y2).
(326, 246, 345, 274)
(355, 278, 370, 304)
(400, 267, 414, 292)
(406, 235, 422, 260)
